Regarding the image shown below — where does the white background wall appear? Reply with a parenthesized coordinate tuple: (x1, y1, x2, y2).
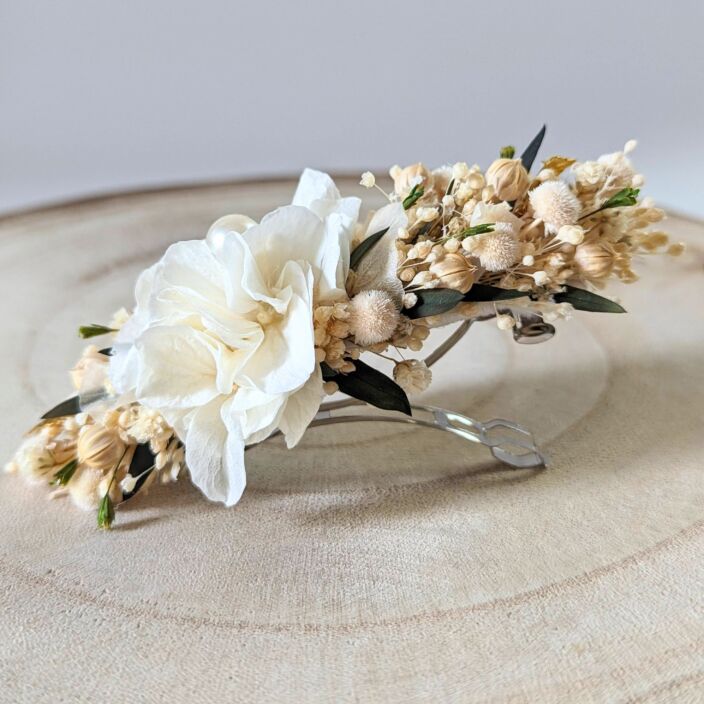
(1, 1, 702, 216)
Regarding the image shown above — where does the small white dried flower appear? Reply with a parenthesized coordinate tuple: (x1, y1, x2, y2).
(397, 226, 412, 240)
(556, 225, 585, 245)
(360, 171, 376, 189)
(624, 139, 638, 154)
(532, 270, 550, 286)
(441, 194, 455, 212)
(349, 290, 400, 346)
(496, 314, 515, 330)
(402, 292, 418, 309)
(393, 360, 432, 394)
(529, 181, 581, 234)
(522, 254, 535, 266)
(120, 474, 138, 493)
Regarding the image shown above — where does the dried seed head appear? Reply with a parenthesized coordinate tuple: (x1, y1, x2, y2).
(349, 290, 400, 346)
(485, 158, 530, 201)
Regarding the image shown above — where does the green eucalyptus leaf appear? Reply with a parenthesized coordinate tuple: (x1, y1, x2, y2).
(41, 396, 81, 420)
(406, 289, 464, 319)
(520, 124, 547, 172)
(463, 284, 527, 302)
(349, 227, 390, 271)
(553, 285, 626, 313)
(78, 324, 116, 339)
(323, 360, 411, 416)
(600, 187, 640, 210)
(403, 183, 424, 210)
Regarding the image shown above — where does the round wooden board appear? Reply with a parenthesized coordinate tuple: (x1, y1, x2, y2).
(1, 178, 703, 703)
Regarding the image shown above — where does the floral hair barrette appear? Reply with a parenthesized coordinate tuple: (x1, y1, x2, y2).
(6, 126, 681, 529)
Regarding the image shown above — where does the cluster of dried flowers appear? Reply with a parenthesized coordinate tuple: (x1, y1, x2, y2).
(6, 127, 682, 528)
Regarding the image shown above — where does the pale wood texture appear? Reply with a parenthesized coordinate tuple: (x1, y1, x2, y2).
(1, 179, 703, 703)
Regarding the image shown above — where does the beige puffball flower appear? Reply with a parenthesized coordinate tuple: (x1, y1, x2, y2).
(349, 290, 400, 346)
(485, 158, 530, 201)
(474, 232, 520, 273)
(393, 359, 432, 394)
(430, 253, 475, 293)
(529, 181, 581, 234)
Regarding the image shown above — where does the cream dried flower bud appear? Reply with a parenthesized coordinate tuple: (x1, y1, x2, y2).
(496, 314, 516, 330)
(624, 139, 638, 154)
(573, 243, 614, 280)
(441, 194, 455, 212)
(70, 345, 108, 391)
(522, 254, 535, 266)
(392, 163, 430, 197)
(452, 162, 470, 180)
(349, 290, 400, 346)
(429, 253, 474, 293)
(556, 225, 585, 245)
(486, 158, 530, 201)
(323, 381, 339, 395)
(120, 474, 138, 493)
(529, 181, 581, 234)
(393, 360, 432, 394)
(410, 271, 434, 287)
(397, 226, 412, 240)
(77, 424, 126, 471)
(400, 268, 416, 283)
(443, 238, 460, 253)
(416, 241, 433, 258)
(416, 206, 439, 223)
(360, 171, 376, 189)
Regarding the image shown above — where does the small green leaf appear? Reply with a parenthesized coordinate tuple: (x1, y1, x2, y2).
(323, 360, 411, 416)
(97, 493, 115, 530)
(41, 396, 81, 420)
(403, 183, 424, 210)
(600, 187, 640, 210)
(98, 347, 113, 356)
(553, 285, 626, 313)
(50, 459, 78, 486)
(445, 178, 455, 196)
(406, 288, 464, 319)
(459, 223, 495, 237)
(463, 284, 527, 302)
(78, 324, 116, 339)
(500, 145, 516, 159)
(349, 227, 390, 271)
(520, 124, 547, 172)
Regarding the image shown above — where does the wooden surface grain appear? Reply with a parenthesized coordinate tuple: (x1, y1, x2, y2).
(0, 179, 702, 703)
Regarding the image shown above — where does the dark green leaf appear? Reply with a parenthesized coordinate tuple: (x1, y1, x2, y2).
(406, 288, 464, 319)
(463, 284, 527, 302)
(445, 178, 455, 196)
(403, 183, 424, 210)
(78, 324, 116, 339)
(120, 443, 156, 501)
(553, 285, 626, 313)
(349, 227, 390, 271)
(97, 493, 115, 530)
(520, 124, 547, 172)
(41, 396, 81, 420)
(323, 359, 411, 416)
(459, 223, 495, 237)
(98, 347, 113, 356)
(500, 145, 516, 159)
(50, 459, 78, 486)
